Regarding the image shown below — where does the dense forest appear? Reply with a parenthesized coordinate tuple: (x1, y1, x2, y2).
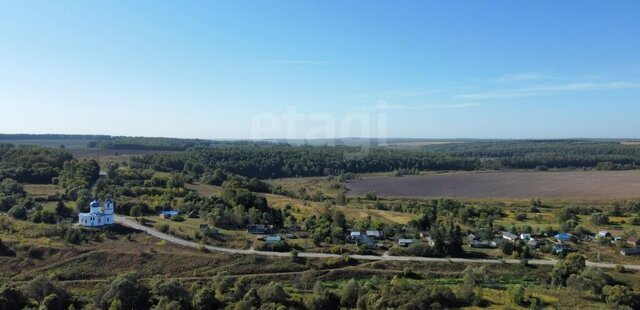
(128, 141, 640, 179)
(130, 145, 477, 179)
(424, 140, 640, 170)
(0, 144, 72, 183)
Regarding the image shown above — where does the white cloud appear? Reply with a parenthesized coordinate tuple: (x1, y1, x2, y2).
(457, 82, 640, 100)
(375, 100, 479, 110)
(495, 72, 549, 82)
(351, 89, 439, 99)
(248, 60, 334, 66)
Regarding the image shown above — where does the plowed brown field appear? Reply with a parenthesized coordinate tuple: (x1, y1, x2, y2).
(346, 171, 640, 199)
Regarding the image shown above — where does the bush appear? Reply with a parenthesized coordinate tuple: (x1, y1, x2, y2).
(7, 205, 26, 220)
(515, 212, 527, 221)
(590, 213, 609, 226)
(157, 223, 170, 233)
(170, 215, 185, 222)
(256, 241, 291, 252)
(95, 272, 151, 310)
(507, 285, 526, 306)
(602, 285, 633, 306)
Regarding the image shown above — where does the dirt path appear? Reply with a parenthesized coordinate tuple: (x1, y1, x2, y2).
(115, 215, 640, 271)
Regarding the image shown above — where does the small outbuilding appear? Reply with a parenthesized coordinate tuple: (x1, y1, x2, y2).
(398, 238, 415, 247)
(554, 233, 572, 243)
(552, 244, 570, 255)
(161, 210, 179, 219)
(597, 231, 612, 238)
(520, 233, 532, 241)
(366, 230, 383, 240)
(247, 224, 269, 234)
(265, 235, 282, 244)
(620, 248, 640, 256)
(627, 236, 640, 247)
(502, 232, 518, 242)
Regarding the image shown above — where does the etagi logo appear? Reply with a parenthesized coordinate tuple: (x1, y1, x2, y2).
(251, 106, 388, 158)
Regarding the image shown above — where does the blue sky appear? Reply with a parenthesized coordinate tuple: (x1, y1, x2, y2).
(1, 1, 639, 139)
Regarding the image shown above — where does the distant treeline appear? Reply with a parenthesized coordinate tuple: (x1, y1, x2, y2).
(91, 137, 276, 151)
(128, 141, 640, 179)
(423, 140, 640, 170)
(0, 134, 110, 140)
(130, 145, 477, 178)
(0, 133, 270, 151)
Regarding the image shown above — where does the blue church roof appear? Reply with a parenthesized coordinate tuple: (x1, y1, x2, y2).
(90, 200, 100, 208)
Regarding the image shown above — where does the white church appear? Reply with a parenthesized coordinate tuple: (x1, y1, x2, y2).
(79, 198, 114, 227)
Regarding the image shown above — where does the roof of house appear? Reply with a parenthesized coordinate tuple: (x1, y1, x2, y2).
(265, 235, 282, 242)
(161, 210, 179, 215)
(621, 248, 640, 254)
(628, 236, 639, 243)
(398, 238, 414, 243)
(555, 233, 572, 239)
(350, 231, 362, 237)
(366, 230, 381, 236)
(598, 230, 611, 236)
(502, 232, 518, 239)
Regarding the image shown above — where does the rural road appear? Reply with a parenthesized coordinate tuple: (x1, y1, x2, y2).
(114, 215, 640, 271)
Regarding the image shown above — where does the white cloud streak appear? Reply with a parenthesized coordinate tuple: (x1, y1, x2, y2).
(375, 100, 479, 110)
(457, 82, 640, 100)
(248, 60, 334, 66)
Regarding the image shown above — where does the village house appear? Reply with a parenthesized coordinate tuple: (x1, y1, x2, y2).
(356, 236, 375, 248)
(161, 210, 179, 219)
(597, 231, 612, 238)
(502, 232, 518, 242)
(519, 233, 532, 241)
(366, 230, 383, 240)
(247, 224, 269, 234)
(398, 238, 414, 247)
(554, 233, 572, 243)
(347, 231, 362, 243)
(265, 234, 282, 244)
(626, 236, 640, 247)
(552, 243, 570, 255)
(620, 248, 640, 256)
(470, 240, 492, 248)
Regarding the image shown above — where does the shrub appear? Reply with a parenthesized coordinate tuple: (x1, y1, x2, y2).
(590, 213, 609, 226)
(7, 205, 26, 220)
(157, 223, 170, 233)
(515, 212, 527, 221)
(550, 253, 586, 286)
(257, 282, 289, 304)
(170, 215, 185, 222)
(602, 285, 633, 306)
(95, 272, 151, 310)
(507, 285, 526, 306)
